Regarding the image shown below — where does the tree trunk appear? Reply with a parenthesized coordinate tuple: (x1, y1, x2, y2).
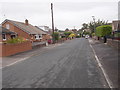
(98, 37, 100, 40)
(103, 36, 107, 43)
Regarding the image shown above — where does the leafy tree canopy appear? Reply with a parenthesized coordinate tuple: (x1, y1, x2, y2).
(52, 32, 59, 40)
(64, 32, 72, 38)
(80, 19, 109, 33)
(69, 33, 76, 38)
(83, 31, 90, 35)
(95, 25, 112, 37)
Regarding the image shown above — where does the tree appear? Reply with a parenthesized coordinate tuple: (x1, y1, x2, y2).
(64, 32, 72, 38)
(81, 23, 88, 30)
(65, 28, 69, 31)
(69, 33, 76, 38)
(55, 27, 58, 32)
(83, 31, 90, 35)
(52, 32, 59, 41)
(96, 25, 112, 43)
(88, 19, 109, 33)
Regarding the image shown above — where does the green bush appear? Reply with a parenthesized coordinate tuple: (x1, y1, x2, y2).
(6, 37, 26, 44)
(52, 32, 59, 41)
(64, 32, 72, 38)
(92, 33, 95, 36)
(76, 35, 80, 38)
(95, 25, 112, 37)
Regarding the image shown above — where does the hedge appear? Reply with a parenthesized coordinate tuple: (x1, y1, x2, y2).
(95, 25, 112, 37)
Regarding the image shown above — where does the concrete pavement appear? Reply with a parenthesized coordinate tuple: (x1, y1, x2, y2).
(2, 38, 109, 88)
(89, 38, 119, 88)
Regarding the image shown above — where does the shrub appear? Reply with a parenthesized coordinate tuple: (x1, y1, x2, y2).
(6, 37, 26, 44)
(69, 33, 76, 38)
(52, 32, 59, 41)
(92, 33, 95, 36)
(76, 35, 80, 38)
(95, 25, 112, 37)
(64, 32, 72, 38)
(96, 25, 112, 43)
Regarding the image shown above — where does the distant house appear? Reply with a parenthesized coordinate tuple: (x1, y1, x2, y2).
(112, 20, 120, 31)
(0, 26, 16, 42)
(2, 19, 50, 42)
(58, 30, 66, 38)
(37, 26, 52, 35)
(35, 26, 52, 40)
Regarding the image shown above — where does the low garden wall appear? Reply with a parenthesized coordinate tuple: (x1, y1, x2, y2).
(0, 41, 32, 57)
(32, 42, 46, 49)
(93, 37, 120, 49)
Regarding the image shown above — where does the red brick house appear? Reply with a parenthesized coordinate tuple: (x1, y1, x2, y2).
(0, 26, 32, 57)
(2, 19, 51, 42)
(0, 26, 16, 42)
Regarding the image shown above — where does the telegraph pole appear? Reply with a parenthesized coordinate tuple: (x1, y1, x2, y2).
(51, 3, 55, 44)
(92, 16, 95, 33)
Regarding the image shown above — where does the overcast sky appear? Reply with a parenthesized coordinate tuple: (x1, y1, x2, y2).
(0, 0, 119, 30)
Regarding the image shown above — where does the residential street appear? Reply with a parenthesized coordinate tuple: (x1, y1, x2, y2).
(2, 38, 109, 88)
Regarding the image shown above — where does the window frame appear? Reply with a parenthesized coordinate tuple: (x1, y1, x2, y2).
(35, 34, 42, 40)
(6, 24, 10, 29)
(11, 34, 16, 39)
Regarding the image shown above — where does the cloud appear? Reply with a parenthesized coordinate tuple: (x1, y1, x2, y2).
(0, 1, 118, 30)
(0, 0, 119, 3)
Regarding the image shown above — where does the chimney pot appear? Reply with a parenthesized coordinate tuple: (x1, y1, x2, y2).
(25, 19, 28, 25)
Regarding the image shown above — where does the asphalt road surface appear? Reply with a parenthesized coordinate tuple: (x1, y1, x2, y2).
(2, 38, 109, 88)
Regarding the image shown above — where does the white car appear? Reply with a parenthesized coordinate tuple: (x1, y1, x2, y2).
(85, 35, 89, 39)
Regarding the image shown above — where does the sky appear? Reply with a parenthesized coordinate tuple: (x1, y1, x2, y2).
(0, 0, 119, 30)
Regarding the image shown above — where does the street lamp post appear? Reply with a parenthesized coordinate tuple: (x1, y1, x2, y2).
(51, 3, 55, 44)
(92, 16, 95, 33)
(82, 30, 84, 37)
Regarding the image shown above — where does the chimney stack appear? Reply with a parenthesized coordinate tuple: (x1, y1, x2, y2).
(25, 19, 28, 25)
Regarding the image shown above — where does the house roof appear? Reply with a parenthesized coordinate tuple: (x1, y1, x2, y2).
(37, 26, 52, 31)
(0, 26, 16, 34)
(35, 26, 49, 34)
(2, 19, 47, 35)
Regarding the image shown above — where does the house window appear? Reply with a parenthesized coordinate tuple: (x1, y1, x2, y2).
(35, 35, 37, 39)
(39, 35, 41, 38)
(35, 34, 42, 40)
(6, 24, 10, 29)
(2, 34, 6, 41)
(39, 35, 42, 39)
(11, 35, 16, 39)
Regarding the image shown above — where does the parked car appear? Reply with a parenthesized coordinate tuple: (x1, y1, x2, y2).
(47, 39, 53, 44)
(85, 35, 89, 39)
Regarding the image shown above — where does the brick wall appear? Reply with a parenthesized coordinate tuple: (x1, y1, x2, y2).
(0, 35, 2, 42)
(99, 38, 120, 49)
(0, 41, 32, 57)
